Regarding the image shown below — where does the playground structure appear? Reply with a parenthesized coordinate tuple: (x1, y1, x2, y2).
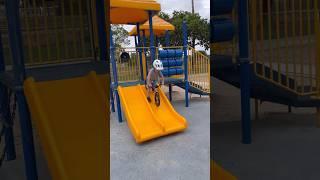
(110, 0, 210, 142)
(0, 0, 109, 180)
(0, 0, 210, 179)
(212, 0, 320, 178)
(129, 15, 175, 37)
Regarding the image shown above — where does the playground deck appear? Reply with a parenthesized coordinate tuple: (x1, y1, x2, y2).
(212, 78, 320, 180)
(111, 87, 210, 180)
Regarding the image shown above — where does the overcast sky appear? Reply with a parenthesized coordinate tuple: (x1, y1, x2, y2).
(124, 0, 210, 52)
(158, 0, 210, 20)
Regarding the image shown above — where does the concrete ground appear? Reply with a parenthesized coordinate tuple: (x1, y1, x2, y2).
(212, 78, 320, 180)
(111, 86, 210, 180)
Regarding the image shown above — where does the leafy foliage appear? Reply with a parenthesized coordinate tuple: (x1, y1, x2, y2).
(159, 11, 209, 50)
(111, 25, 130, 48)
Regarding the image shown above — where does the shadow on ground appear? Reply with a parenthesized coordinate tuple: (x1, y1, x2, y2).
(212, 78, 320, 180)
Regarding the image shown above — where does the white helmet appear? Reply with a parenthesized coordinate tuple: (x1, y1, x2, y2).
(153, 59, 164, 70)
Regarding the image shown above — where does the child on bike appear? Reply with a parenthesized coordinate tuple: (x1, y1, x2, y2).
(146, 59, 164, 102)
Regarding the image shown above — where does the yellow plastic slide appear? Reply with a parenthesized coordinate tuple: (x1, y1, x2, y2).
(23, 71, 108, 180)
(118, 85, 187, 143)
(211, 160, 237, 180)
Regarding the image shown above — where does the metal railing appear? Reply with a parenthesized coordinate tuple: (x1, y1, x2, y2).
(1, 0, 96, 67)
(250, 0, 320, 95)
(188, 46, 210, 93)
(111, 46, 210, 93)
(213, 0, 320, 96)
(110, 47, 142, 82)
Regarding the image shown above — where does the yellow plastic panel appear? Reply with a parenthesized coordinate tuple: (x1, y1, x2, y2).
(211, 161, 237, 180)
(24, 72, 108, 180)
(110, 0, 161, 24)
(118, 85, 187, 143)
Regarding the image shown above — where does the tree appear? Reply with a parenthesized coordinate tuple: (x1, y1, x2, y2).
(159, 11, 209, 50)
(111, 25, 130, 48)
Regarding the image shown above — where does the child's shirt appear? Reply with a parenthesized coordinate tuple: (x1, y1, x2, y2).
(147, 68, 164, 85)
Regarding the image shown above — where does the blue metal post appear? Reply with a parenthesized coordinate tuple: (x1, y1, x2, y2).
(165, 30, 172, 100)
(0, 25, 16, 161)
(95, 0, 107, 63)
(110, 30, 123, 122)
(148, 11, 156, 63)
(165, 31, 172, 101)
(165, 30, 170, 47)
(136, 23, 144, 81)
(110, 84, 115, 112)
(238, 0, 251, 144)
(5, 0, 38, 179)
(134, 35, 138, 47)
(142, 30, 148, 73)
(182, 21, 189, 107)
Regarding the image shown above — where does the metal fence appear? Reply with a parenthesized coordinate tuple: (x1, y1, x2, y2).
(0, 0, 96, 67)
(213, 0, 320, 96)
(250, 0, 320, 95)
(110, 47, 142, 82)
(188, 46, 210, 93)
(111, 46, 210, 93)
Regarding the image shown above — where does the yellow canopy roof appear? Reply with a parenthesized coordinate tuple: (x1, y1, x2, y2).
(129, 15, 175, 36)
(110, 0, 161, 24)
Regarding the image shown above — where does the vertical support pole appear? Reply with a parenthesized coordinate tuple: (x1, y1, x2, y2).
(5, 0, 38, 179)
(0, 29, 16, 161)
(110, 30, 122, 122)
(134, 35, 138, 47)
(110, 84, 115, 112)
(148, 11, 156, 63)
(95, 0, 107, 62)
(143, 30, 147, 52)
(136, 23, 144, 81)
(182, 21, 189, 107)
(143, 30, 148, 72)
(238, 0, 251, 144)
(165, 30, 170, 47)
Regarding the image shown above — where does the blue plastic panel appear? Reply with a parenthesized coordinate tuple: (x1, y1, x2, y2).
(162, 68, 184, 77)
(212, 18, 235, 42)
(212, 0, 234, 16)
(161, 59, 183, 67)
(158, 49, 183, 59)
(174, 60, 183, 66)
